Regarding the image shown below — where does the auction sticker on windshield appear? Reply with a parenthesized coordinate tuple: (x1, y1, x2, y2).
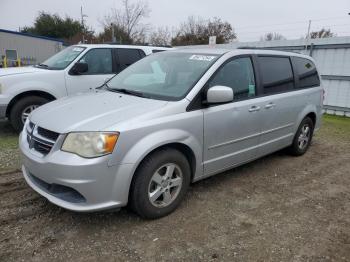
(73, 47, 85, 52)
(189, 55, 217, 61)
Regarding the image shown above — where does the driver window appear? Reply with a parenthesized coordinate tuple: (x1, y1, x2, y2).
(79, 48, 113, 74)
(208, 57, 256, 100)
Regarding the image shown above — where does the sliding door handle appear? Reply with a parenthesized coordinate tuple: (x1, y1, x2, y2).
(265, 102, 276, 109)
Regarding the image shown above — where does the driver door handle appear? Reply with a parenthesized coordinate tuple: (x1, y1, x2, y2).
(248, 105, 261, 112)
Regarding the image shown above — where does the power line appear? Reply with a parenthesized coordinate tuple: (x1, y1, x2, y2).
(234, 16, 349, 30)
(236, 23, 350, 35)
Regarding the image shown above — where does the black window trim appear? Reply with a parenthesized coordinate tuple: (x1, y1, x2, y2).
(257, 54, 297, 96)
(187, 54, 261, 111)
(69, 47, 116, 75)
(114, 48, 146, 73)
(290, 56, 321, 89)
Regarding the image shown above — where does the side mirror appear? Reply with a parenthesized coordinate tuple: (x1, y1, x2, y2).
(206, 86, 234, 104)
(70, 62, 88, 75)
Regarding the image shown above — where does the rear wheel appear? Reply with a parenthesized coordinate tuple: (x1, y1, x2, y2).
(129, 148, 191, 219)
(288, 117, 314, 156)
(9, 96, 49, 132)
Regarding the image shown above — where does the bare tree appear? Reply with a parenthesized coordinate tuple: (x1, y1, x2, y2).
(102, 0, 150, 43)
(149, 27, 172, 46)
(260, 32, 286, 41)
(310, 28, 335, 39)
(171, 16, 236, 46)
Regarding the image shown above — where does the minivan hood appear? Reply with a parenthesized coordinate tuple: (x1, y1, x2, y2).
(30, 91, 168, 133)
(0, 66, 45, 77)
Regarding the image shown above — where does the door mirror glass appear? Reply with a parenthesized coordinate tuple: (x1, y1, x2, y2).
(70, 62, 88, 75)
(206, 86, 234, 104)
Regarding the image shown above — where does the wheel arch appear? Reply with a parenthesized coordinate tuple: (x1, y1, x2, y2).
(134, 142, 197, 182)
(305, 112, 316, 127)
(6, 90, 56, 118)
(294, 104, 318, 133)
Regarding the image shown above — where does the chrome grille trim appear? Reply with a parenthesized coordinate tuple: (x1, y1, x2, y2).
(26, 123, 59, 156)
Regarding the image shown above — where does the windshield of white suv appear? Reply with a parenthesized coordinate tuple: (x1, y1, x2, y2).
(106, 52, 220, 101)
(36, 46, 86, 70)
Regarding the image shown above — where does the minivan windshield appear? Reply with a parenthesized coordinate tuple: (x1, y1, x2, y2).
(36, 46, 86, 70)
(107, 52, 220, 100)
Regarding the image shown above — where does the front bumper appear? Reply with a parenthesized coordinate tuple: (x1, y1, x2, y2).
(0, 104, 7, 119)
(19, 131, 135, 212)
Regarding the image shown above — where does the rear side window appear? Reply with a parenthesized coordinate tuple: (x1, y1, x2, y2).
(208, 57, 256, 100)
(259, 56, 294, 94)
(116, 49, 145, 72)
(293, 57, 320, 88)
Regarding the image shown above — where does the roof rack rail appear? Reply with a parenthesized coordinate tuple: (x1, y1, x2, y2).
(237, 46, 303, 54)
(237, 46, 274, 50)
(107, 42, 172, 48)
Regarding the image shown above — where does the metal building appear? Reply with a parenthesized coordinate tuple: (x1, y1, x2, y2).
(0, 29, 65, 67)
(183, 37, 350, 117)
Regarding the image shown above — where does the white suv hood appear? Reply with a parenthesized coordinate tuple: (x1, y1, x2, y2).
(0, 66, 44, 77)
(30, 91, 168, 133)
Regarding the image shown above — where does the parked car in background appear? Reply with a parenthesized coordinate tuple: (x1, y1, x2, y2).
(0, 44, 170, 131)
(19, 48, 323, 219)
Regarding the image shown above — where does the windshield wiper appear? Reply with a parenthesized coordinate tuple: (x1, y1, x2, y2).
(107, 87, 148, 98)
(96, 82, 109, 90)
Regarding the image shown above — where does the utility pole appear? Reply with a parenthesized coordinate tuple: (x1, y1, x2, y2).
(80, 6, 88, 43)
(304, 20, 312, 53)
(111, 23, 116, 43)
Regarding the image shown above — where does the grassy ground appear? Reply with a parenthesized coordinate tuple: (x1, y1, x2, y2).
(0, 120, 20, 173)
(0, 114, 349, 174)
(318, 114, 350, 140)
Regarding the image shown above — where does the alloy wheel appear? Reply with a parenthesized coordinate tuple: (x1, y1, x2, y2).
(148, 163, 183, 208)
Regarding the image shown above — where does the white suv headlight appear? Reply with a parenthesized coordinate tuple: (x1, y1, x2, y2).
(61, 132, 119, 158)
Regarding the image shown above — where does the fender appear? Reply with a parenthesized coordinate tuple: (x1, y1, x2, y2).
(2, 70, 66, 100)
(115, 128, 202, 175)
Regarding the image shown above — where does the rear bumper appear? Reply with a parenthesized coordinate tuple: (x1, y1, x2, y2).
(19, 131, 135, 212)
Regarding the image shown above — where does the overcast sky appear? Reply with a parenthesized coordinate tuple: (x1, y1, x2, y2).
(1, 0, 350, 41)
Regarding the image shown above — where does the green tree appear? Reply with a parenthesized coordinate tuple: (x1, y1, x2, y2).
(21, 12, 83, 40)
(310, 28, 335, 39)
(171, 16, 236, 46)
(260, 32, 286, 41)
(97, 24, 133, 44)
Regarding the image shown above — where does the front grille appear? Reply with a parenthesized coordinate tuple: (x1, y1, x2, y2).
(37, 127, 60, 141)
(26, 122, 60, 156)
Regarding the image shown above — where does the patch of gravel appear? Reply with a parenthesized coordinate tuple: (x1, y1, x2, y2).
(0, 132, 349, 261)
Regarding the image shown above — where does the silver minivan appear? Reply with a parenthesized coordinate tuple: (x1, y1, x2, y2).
(19, 48, 323, 218)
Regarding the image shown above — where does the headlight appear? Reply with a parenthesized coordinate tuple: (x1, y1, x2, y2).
(61, 132, 119, 158)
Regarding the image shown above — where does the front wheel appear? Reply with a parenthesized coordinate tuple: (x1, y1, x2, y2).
(129, 148, 191, 219)
(9, 96, 49, 132)
(288, 117, 314, 156)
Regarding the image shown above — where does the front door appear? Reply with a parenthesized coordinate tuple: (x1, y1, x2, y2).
(65, 48, 116, 95)
(203, 56, 262, 176)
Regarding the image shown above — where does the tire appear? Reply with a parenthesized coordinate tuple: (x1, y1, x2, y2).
(9, 96, 49, 132)
(288, 116, 314, 156)
(129, 148, 191, 219)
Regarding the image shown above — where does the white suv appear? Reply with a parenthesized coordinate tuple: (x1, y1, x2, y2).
(0, 44, 170, 131)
